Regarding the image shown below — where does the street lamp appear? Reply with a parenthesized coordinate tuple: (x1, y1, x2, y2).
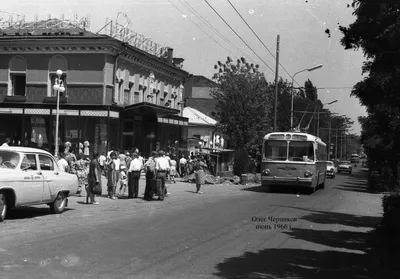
(317, 99, 338, 137)
(53, 69, 65, 158)
(290, 64, 323, 130)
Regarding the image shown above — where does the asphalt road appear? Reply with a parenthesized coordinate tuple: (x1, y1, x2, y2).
(0, 168, 385, 279)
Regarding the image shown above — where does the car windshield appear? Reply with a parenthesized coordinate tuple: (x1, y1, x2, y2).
(288, 141, 314, 162)
(264, 140, 287, 161)
(327, 162, 334, 166)
(0, 150, 20, 169)
(341, 161, 351, 164)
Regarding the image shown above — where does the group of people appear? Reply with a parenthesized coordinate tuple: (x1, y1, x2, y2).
(56, 148, 209, 204)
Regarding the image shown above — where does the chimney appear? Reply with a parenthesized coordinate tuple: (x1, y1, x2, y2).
(172, 58, 184, 69)
(167, 47, 173, 64)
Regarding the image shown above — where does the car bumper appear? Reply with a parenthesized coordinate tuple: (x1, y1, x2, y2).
(326, 172, 335, 177)
(338, 168, 351, 172)
(261, 176, 313, 187)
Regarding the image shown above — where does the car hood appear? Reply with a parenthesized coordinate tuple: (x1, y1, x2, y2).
(338, 165, 350, 167)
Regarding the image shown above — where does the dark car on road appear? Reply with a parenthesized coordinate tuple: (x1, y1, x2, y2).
(337, 161, 352, 174)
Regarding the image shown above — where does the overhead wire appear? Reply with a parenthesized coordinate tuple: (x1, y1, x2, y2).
(225, 0, 302, 87)
(178, 0, 254, 60)
(166, 0, 233, 55)
(203, 0, 275, 74)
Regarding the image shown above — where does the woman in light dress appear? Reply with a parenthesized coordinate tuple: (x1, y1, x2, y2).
(169, 155, 177, 183)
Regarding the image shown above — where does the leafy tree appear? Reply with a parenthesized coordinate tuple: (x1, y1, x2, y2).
(211, 57, 272, 151)
(340, 0, 400, 188)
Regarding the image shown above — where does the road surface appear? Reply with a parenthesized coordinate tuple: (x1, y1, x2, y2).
(0, 168, 385, 278)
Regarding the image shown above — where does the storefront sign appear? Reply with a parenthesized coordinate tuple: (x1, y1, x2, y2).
(0, 108, 23, 114)
(25, 108, 50, 115)
(51, 109, 79, 116)
(80, 110, 108, 117)
(109, 111, 119, 118)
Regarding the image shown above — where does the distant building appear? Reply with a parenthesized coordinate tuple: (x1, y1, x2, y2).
(184, 75, 218, 118)
(0, 17, 189, 157)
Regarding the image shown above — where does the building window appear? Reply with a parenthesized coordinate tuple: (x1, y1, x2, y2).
(50, 74, 67, 97)
(11, 74, 26, 96)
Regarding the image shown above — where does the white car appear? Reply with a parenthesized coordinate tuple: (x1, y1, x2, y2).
(0, 147, 79, 222)
(338, 161, 353, 174)
(326, 161, 337, 178)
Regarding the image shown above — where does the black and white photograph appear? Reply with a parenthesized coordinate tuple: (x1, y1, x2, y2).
(0, 0, 399, 278)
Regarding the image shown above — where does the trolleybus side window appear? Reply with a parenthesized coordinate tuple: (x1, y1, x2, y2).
(288, 141, 314, 162)
(265, 140, 287, 161)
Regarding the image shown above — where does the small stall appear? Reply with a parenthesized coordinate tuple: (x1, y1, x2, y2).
(201, 147, 234, 176)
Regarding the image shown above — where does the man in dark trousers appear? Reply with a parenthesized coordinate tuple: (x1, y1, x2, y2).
(155, 150, 170, 201)
(127, 153, 143, 198)
(143, 151, 157, 201)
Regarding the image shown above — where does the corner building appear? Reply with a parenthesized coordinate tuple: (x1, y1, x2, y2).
(0, 19, 189, 157)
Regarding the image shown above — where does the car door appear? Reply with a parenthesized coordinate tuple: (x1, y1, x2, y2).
(19, 153, 44, 205)
(38, 154, 61, 202)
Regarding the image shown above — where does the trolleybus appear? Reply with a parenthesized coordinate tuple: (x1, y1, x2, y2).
(261, 132, 328, 193)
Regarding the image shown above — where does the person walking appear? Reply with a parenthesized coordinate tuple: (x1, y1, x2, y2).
(71, 154, 90, 197)
(143, 151, 157, 201)
(169, 155, 177, 183)
(179, 155, 187, 177)
(128, 153, 143, 198)
(106, 151, 118, 200)
(155, 150, 169, 201)
(194, 156, 208, 194)
(88, 152, 102, 205)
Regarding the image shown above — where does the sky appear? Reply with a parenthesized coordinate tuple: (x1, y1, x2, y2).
(1, 0, 367, 135)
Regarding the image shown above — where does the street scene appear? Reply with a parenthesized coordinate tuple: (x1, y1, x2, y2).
(0, 168, 386, 279)
(1, 0, 400, 278)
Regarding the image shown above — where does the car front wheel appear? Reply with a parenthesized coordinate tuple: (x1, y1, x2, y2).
(0, 193, 6, 222)
(50, 192, 67, 214)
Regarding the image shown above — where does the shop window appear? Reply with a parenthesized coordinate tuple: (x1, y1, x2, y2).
(11, 74, 26, 96)
(50, 74, 67, 97)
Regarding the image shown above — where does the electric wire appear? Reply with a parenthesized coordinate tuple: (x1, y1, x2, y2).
(167, 0, 233, 55)
(179, 0, 254, 59)
(203, 0, 275, 74)
(225, 0, 302, 87)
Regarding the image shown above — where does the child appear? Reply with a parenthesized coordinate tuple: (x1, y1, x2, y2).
(118, 166, 128, 197)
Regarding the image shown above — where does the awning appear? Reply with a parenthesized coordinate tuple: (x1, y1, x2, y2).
(121, 102, 180, 116)
(202, 147, 234, 153)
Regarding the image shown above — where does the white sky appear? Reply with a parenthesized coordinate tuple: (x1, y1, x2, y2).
(1, 0, 367, 134)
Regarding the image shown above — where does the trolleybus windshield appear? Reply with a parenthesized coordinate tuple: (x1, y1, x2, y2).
(264, 140, 314, 162)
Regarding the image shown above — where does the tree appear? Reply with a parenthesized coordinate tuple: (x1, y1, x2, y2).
(211, 57, 273, 151)
(340, 0, 400, 188)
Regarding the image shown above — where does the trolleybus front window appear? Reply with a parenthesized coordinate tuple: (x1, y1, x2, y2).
(288, 141, 314, 162)
(265, 140, 287, 161)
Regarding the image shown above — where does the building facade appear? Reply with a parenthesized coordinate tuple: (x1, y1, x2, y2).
(0, 19, 189, 157)
(184, 75, 218, 118)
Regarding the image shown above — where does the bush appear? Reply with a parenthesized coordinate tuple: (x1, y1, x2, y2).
(233, 149, 250, 176)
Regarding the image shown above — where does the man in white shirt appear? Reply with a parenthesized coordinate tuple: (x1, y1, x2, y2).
(57, 152, 69, 172)
(128, 153, 143, 198)
(155, 150, 170, 201)
(179, 155, 187, 177)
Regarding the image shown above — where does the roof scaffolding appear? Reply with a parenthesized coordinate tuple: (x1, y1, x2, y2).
(0, 11, 167, 58)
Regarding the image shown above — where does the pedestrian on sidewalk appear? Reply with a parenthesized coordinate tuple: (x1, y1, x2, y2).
(128, 153, 143, 198)
(106, 151, 119, 200)
(169, 155, 177, 183)
(144, 151, 157, 201)
(155, 150, 169, 201)
(179, 154, 187, 177)
(194, 156, 207, 194)
(72, 154, 90, 197)
(87, 152, 102, 205)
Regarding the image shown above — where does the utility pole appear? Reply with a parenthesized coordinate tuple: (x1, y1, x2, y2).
(313, 87, 317, 135)
(273, 34, 280, 132)
(328, 121, 331, 160)
(335, 129, 338, 161)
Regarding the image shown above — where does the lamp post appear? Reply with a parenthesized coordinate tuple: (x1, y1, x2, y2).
(53, 70, 65, 158)
(290, 64, 323, 129)
(317, 100, 338, 137)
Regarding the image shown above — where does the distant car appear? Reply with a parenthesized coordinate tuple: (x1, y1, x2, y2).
(337, 161, 352, 174)
(326, 161, 337, 178)
(0, 147, 79, 222)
